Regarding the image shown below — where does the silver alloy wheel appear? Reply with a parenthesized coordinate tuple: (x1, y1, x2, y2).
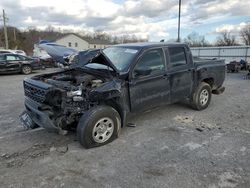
(200, 89, 209, 106)
(92, 117, 114, 143)
(23, 66, 31, 74)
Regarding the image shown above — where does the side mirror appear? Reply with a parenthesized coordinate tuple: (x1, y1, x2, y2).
(134, 67, 152, 77)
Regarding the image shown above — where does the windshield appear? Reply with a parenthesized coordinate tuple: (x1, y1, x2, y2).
(102, 47, 139, 71)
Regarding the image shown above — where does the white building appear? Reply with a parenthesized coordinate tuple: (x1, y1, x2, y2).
(55, 33, 111, 51)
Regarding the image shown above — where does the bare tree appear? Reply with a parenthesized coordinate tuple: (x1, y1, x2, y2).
(216, 31, 238, 46)
(240, 24, 250, 45)
(184, 32, 209, 47)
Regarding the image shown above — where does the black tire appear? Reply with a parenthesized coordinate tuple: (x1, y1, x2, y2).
(22, 65, 32, 75)
(77, 105, 121, 148)
(191, 82, 212, 111)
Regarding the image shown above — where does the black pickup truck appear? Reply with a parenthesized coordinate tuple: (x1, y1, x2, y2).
(20, 43, 225, 148)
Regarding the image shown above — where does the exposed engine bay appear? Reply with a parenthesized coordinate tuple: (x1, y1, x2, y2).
(29, 69, 112, 129)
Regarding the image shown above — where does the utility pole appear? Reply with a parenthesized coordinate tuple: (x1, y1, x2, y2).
(13, 27, 16, 42)
(2, 9, 9, 49)
(13, 27, 17, 49)
(177, 0, 181, 42)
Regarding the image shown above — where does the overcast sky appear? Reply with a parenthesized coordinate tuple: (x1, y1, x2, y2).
(1, 0, 250, 42)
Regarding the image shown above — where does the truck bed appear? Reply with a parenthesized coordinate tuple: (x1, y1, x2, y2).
(193, 57, 225, 90)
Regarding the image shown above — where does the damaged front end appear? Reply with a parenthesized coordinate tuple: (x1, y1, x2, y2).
(23, 68, 122, 131)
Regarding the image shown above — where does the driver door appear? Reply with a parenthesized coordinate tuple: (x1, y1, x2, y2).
(129, 48, 170, 112)
(5, 54, 21, 71)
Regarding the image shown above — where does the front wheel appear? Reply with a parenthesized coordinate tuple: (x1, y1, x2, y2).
(77, 105, 121, 148)
(191, 82, 212, 110)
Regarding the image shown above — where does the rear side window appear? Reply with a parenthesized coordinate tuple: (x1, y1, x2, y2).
(168, 47, 187, 67)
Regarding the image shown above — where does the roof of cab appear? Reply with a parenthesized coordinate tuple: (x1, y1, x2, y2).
(113, 42, 188, 49)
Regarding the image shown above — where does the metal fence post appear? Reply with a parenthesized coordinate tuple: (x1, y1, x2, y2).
(245, 47, 248, 62)
(218, 48, 221, 59)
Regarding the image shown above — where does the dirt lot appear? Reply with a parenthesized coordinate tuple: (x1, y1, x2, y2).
(0, 69, 249, 188)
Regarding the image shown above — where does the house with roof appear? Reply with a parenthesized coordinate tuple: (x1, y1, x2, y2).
(55, 33, 111, 51)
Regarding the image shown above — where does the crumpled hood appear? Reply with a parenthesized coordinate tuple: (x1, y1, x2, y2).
(86, 51, 119, 73)
(38, 43, 77, 63)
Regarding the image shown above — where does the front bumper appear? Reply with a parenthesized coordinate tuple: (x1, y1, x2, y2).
(24, 97, 58, 130)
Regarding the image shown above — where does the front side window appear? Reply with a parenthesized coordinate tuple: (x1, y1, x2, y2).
(18, 55, 27, 60)
(133, 48, 165, 77)
(168, 47, 187, 67)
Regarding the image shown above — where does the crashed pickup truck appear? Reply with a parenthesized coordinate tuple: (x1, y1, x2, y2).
(20, 43, 225, 148)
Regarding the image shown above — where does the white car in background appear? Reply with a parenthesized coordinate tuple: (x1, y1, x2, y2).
(0, 49, 27, 56)
(13, 50, 27, 56)
(0, 50, 14, 54)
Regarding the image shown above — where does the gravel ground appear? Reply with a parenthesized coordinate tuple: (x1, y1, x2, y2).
(0, 69, 249, 188)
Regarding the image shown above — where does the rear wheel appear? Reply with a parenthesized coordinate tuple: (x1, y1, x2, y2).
(191, 82, 212, 110)
(77, 105, 121, 148)
(22, 65, 32, 74)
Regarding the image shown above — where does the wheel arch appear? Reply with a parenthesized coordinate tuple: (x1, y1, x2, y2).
(102, 99, 126, 127)
(202, 77, 214, 89)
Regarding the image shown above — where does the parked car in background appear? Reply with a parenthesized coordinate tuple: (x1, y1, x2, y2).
(33, 56, 56, 68)
(0, 49, 27, 56)
(0, 50, 15, 54)
(227, 61, 242, 73)
(0, 53, 42, 74)
(12, 50, 27, 56)
(40, 57, 56, 68)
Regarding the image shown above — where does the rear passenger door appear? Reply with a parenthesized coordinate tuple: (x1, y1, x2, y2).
(166, 46, 193, 103)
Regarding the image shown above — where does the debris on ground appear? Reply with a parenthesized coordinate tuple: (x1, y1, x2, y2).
(56, 145, 68, 154)
(127, 123, 136, 127)
(174, 115, 194, 124)
(173, 115, 222, 132)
